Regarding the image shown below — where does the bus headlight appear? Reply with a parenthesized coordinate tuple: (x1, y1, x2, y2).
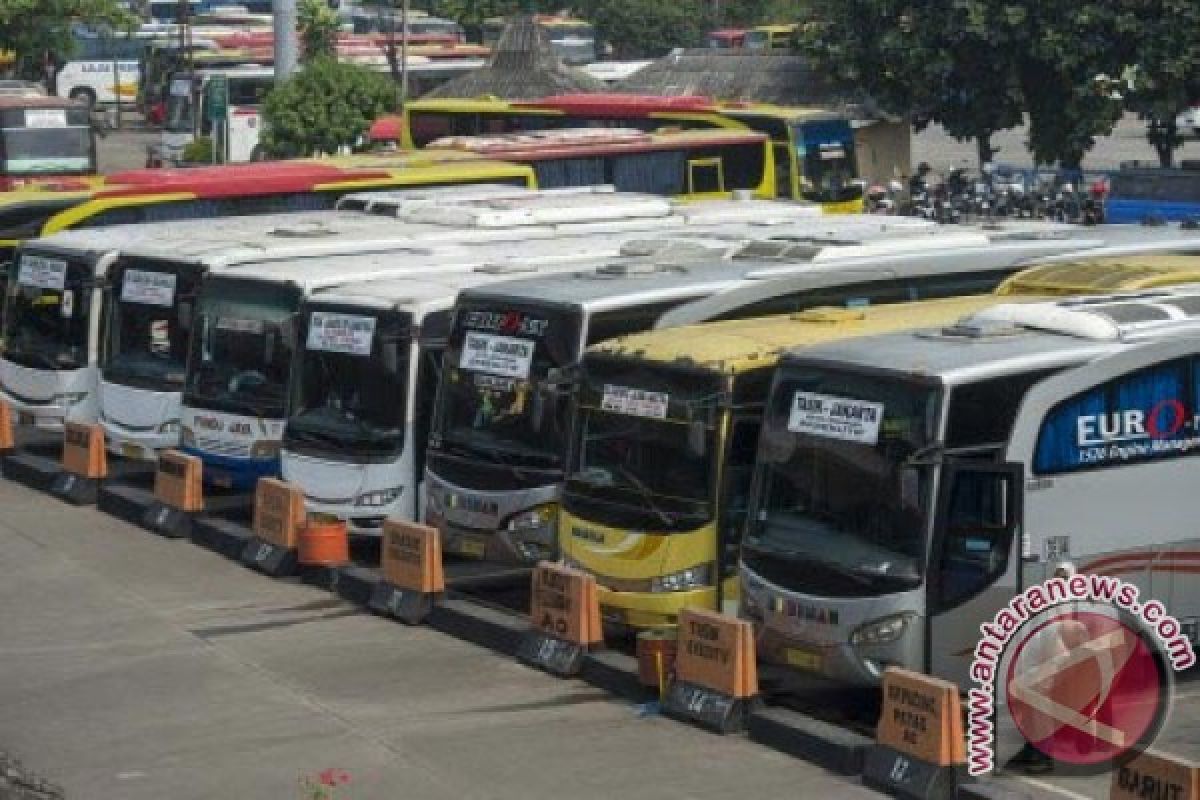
(158, 420, 181, 435)
(650, 563, 713, 593)
(181, 426, 196, 447)
(850, 612, 916, 647)
(250, 440, 281, 460)
(505, 504, 556, 532)
(355, 487, 402, 508)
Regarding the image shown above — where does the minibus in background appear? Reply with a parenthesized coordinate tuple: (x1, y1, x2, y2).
(423, 227, 1127, 566)
(87, 189, 826, 464)
(413, 128, 776, 199)
(0, 96, 96, 189)
(1103, 165, 1200, 224)
(743, 24, 799, 51)
(57, 24, 180, 108)
(558, 255, 1200, 632)
(740, 284, 1200, 690)
(399, 94, 865, 209)
(707, 29, 747, 49)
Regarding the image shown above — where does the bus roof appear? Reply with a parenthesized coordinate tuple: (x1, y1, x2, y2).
(423, 127, 767, 159)
(0, 95, 87, 111)
(995, 254, 1200, 296)
(657, 225, 1200, 327)
(779, 288, 1200, 386)
(589, 294, 1013, 375)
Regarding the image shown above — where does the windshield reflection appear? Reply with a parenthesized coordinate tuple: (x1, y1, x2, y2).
(185, 313, 290, 418)
(743, 368, 939, 595)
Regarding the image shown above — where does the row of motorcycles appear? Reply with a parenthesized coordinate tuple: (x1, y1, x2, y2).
(863, 164, 1107, 225)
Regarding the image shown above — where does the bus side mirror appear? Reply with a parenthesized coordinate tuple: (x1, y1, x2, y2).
(688, 419, 707, 458)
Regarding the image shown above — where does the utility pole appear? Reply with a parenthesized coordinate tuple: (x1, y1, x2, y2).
(273, 0, 299, 81)
(400, 0, 410, 105)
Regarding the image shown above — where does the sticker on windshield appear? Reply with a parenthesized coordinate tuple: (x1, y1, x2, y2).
(121, 269, 176, 307)
(16, 255, 67, 291)
(460, 332, 534, 379)
(787, 391, 884, 445)
(24, 109, 67, 129)
(216, 317, 265, 335)
(307, 311, 376, 356)
(601, 384, 668, 419)
(169, 78, 192, 96)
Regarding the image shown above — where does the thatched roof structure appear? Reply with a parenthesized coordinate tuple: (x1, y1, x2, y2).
(616, 49, 887, 119)
(424, 14, 605, 99)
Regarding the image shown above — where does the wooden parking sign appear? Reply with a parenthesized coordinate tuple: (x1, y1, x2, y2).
(1112, 750, 1200, 800)
(61, 422, 106, 479)
(253, 478, 306, 549)
(517, 562, 603, 676)
(154, 449, 204, 512)
(368, 519, 446, 624)
(662, 608, 759, 733)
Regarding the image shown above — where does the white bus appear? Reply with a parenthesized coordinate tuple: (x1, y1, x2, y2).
(57, 25, 182, 107)
(421, 226, 1149, 566)
(740, 287, 1200, 690)
(85, 189, 829, 466)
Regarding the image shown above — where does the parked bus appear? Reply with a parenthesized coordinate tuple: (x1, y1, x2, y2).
(559, 255, 1200, 631)
(57, 24, 185, 108)
(419, 128, 775, 199)
(1104, 165, 1200, 224)
(400, 94, 863, 210)
(0, 158, 536, 333)
(744, 24, 798, 51)
(482, 15, 597, 65)
(0, 96, 96, 191)
(706, 29, 747, 49)
(423, 227, 1125, 565)
(740, 282, 1200, 689)
(86, 189, 821, 472)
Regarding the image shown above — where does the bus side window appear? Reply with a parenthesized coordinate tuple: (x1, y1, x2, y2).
(934, 467, 1017, 610)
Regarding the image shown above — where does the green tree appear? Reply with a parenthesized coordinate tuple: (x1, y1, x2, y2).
(0, 0, 134, 78)
(1010, 0, 1125, 169)
(260, 57, 397, 158)
(578, 0, 707, 58)
(1115, 0, 1200, 167)
(801, 0, 1024, 165)
(299, 0, 341, 60)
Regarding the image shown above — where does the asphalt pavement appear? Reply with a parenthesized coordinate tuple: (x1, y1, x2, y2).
(0, 477, 880, 800)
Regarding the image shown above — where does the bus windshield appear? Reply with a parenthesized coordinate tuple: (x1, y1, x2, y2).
(0, 127, 93, 175)
(104, 263, 194, 390)
(434, 303, 581, 468)
(742, 367, 940, 597)
(3, 252, 92, 370)
(795, 120, 859, 204)
(183, 279, 297, 419)
(285, 308, 410, 458)
(564, 359, 720, 531)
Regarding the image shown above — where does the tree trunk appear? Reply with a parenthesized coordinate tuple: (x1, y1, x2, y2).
(1151, 118, 1178, 168)
(976, 133, 996, 167)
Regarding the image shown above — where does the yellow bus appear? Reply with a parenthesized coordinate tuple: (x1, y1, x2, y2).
(558, 255, 1200, 631)
(415, 127, 776, 199)
(400, 94, 863, 211)
(744, 24, 798, 51)
(0, 155, 535, 331)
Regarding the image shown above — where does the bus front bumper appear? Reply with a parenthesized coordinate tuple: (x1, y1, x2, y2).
(182, 447, 278, 491)
(593, 584, 717, 631)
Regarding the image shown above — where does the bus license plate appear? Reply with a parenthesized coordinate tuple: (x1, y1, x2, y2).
(210, 472, 232, 489)
(122, 443, 144, 460)
(784, 648, 822, 672)
(459, 535, 487, 559)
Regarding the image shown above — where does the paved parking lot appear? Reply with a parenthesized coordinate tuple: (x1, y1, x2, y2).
(0, 477, 879, 800)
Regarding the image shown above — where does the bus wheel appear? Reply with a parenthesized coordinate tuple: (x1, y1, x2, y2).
(68, 88, 96, 109)
(250, 145, 267, 162)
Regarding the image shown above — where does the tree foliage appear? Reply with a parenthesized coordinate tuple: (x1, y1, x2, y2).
(577, 0, 708, 57)
(801, 0, 1200, 169)
(0, 0, 135, 78)
(260, 57, 397, 159)
(299, 0, 341, 60)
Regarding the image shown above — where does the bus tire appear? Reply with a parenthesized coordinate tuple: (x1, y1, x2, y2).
(68, 87, 96, 109)
(249, 145, 267, 162)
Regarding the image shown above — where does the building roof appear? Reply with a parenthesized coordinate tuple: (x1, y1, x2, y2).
(422, 14, 604, 100)
(615, 50, 874, 116)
